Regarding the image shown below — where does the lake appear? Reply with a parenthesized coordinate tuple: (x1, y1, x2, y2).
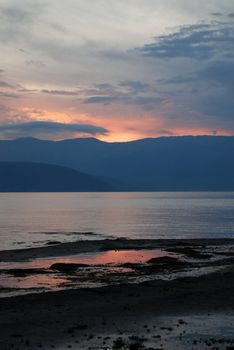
(0, 192, 234, 250)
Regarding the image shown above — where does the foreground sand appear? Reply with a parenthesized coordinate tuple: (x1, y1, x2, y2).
(1, 239, 234, 349)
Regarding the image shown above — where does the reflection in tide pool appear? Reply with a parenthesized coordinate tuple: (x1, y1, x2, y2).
(0, 249, 177, 297)
(0, 249, 173, 270)
(35, 249, 172, 266)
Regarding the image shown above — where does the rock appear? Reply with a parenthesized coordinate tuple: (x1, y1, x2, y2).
(166, 247, 212, 259)
(49, 263, 89, 272)
(147, 256, 179, 265)
(6, 268, 48, 277)
(45, 241, 61, 245)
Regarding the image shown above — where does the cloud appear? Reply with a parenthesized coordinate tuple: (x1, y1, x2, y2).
(81, 87, 162, 110)
(211, 13, 222, 17)
(157, 76, 198, 85)
(161, 60, 234, 120)
(94, 83, 115, 92)
(82, 96, 118, 104)
(42, 89, 78, 96)
(26, 60, 46, 68)
(0, 80, 13, 88)
(139, 21, 234, 60)
(17, 86, 37, 93)
(199, 60, 234, 89)
(158, 129, 175, 135)
(0, 2, 43, 43)
(0, 121, 109, 139)
(2, 6, 34, 22)
(0, 91, 19, 98)
(0, 1, 233, 140)
(129, 16, 234, 130)
(195, 93, 234, 120)
(80, 80, 160, 109)
(119, 80, 150, 93)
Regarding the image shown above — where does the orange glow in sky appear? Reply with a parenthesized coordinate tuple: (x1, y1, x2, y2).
(0, 1, 233, 141)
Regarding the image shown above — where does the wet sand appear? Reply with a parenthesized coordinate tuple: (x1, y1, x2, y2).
(1, 238, 234, 349)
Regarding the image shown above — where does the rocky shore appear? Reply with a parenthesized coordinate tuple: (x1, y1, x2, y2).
(0, 238, 234, 349)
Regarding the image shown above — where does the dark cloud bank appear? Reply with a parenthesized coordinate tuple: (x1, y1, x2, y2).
(0, 121, 109, 139)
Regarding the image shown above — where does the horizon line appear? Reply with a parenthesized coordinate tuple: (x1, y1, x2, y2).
(1, 134, 234, 144)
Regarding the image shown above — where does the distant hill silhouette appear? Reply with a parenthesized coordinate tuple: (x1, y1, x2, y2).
(0, 136, 234, 191)
(0, 162, 112, 192)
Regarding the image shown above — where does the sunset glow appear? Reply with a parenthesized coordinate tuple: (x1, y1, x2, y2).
(0, 0, 234, 141)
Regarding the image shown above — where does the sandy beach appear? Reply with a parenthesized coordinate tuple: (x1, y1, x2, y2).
(1, 238, 234, 349)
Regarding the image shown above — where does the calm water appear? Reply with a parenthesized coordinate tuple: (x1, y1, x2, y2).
(0, 192, 234, 250)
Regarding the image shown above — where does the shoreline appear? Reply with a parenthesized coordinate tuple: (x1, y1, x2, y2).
(1, 237, 234, 262)
(1, 238, 234, 348)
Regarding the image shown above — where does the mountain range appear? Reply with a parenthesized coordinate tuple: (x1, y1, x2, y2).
(0, 136, 234, 191)
(0, 162, 112, 192)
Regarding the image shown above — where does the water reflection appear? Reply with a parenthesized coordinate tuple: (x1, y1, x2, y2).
(0, 249, 171, 269)
(0, 249, 176, 297)
(1, 192, 234, 250)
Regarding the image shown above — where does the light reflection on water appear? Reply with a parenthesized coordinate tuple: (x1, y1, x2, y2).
(0, 192, 234, 250)
(0, 249, 173, 269)
(33, 249, 171, 267)
(0, 249, 177, 297)
(0, 273, 68, 295)
(0, 246, 227, 298)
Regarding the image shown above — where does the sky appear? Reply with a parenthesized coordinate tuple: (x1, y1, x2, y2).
(0, 0, 234, 141)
